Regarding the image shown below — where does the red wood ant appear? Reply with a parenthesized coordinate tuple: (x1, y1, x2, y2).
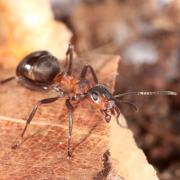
(0, 44, 177, 157)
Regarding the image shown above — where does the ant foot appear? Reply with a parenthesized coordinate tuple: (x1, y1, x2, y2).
(67, 150, 73, 159)
(11, 138, 23, 149)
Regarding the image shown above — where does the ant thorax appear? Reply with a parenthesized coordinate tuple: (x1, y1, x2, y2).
(53, 73, 90, 98)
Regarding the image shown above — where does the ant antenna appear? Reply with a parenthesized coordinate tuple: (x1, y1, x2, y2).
(114, 91, 177, 98)
(116, 100, 139, 112)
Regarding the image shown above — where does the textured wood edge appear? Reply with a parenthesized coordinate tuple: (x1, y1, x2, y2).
(109, 115, 159, 180)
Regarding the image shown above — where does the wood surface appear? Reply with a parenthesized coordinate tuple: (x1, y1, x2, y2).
(0, 54, 158, 179)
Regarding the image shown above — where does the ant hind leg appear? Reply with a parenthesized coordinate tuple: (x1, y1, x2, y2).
(66, 44, 74, 76)
(0, 76, 16, 85)
(11, 96, 60, 149)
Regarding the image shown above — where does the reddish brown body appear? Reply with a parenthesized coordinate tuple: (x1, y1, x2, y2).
(54, 73, 79, 93)
(53, 73, 90, 95)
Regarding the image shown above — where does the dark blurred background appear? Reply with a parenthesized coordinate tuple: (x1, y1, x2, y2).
(50, 0, 180, 179)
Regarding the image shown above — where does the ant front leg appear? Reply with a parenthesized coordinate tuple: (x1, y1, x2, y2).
(12, 96, 60, 149)
(66, 44, 74, 76)
(65, 99, 74, 158)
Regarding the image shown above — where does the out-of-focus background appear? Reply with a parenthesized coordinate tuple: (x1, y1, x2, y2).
(0, 0, 179, 179)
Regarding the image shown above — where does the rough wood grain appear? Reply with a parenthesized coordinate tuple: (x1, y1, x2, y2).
(0, 54, 158, 179)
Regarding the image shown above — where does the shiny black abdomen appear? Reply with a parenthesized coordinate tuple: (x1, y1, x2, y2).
(16, 51, 60, 89)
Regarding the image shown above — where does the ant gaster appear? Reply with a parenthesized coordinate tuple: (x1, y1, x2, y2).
(0, 44, 177, 157)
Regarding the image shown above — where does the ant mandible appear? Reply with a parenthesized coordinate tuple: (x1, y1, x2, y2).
(0, 44, 177, 157)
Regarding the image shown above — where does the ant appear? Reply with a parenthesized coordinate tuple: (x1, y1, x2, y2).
(0, 44, 177, 157)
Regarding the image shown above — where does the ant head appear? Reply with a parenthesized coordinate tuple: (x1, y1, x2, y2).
(86, 85, 177, 123)
(87, 84, 120, 122)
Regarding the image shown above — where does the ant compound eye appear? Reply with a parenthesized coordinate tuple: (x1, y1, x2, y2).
(91, 91, 99, 102)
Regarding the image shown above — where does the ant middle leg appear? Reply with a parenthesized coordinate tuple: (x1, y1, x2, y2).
(65, 99, 74, 158)
(12, 96, 60, 149)
(79, 65, 98, 85)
